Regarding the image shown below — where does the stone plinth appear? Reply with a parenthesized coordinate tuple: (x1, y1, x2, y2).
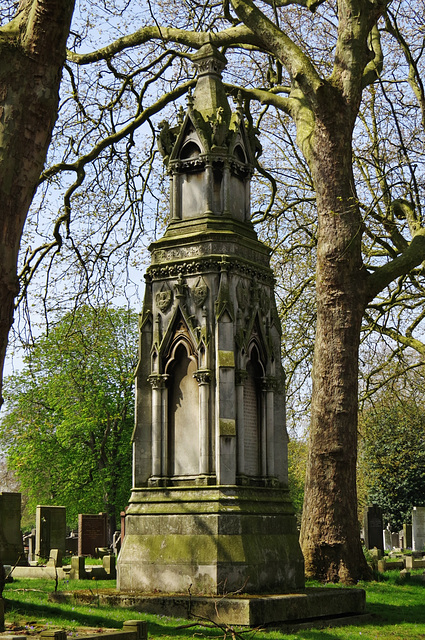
(117, 486, 304, 595)
(59, 587, 366, 628)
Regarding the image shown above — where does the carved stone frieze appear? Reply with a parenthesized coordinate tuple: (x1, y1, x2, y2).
(149, 256, 274, 287)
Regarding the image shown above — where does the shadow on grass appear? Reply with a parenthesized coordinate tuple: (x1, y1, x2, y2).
(3, 596, 225, 639)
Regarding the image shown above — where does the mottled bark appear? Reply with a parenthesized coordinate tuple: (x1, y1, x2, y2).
(0, 0, 75, 404)
(299, 88, 370, 581)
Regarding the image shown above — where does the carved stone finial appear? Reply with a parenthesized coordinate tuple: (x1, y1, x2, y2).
(187, 87, 194, 109)
(192, 42, 227, 78)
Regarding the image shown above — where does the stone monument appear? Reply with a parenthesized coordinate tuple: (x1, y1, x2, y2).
(35, 505, 66, 560)
(363, 505, 384, 551)
(0, 492, 26, 565)
(78, 512, 108, 556)
(412, 506, 425, 551)
(117, 43, 304, 594)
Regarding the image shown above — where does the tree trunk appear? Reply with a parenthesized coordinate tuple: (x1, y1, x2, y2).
(0, 0, 75, 404)
(299, 92, 371, 582)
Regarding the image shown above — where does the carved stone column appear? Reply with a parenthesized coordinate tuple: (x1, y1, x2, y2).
(148, 374, 168, 477)
(235, 369, 248, 475)
(194, 369, 212, 474)
(263, 377, 277, 477)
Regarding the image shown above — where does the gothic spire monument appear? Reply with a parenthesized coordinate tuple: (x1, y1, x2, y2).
(117, 43, 305, 594)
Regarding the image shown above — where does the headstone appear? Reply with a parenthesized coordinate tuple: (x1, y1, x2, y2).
(363, 505, 384, 551)
(398, 530, 404, 549)
(23, 529, 36, 564)
(377, 558, 386, 573)
(69, 556, 85, 580)
(391, 532, 399, 549)
(383, 528, 392, 550)
(78, 513, 108, 556)
(112, 531, 121, 556)
(66, 531, 78, 556)
(35, 506, 66, 560)
(0, 492, 26, 565)
(103, 555, 116, 578)
(47, 548, 63, 567)
(412, 506, 425, 551)
(403, 523, 413, 549)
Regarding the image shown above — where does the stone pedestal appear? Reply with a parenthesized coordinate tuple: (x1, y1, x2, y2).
(118, 486, 304, 594)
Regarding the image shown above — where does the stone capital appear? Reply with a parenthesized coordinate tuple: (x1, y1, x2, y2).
(261, 376, 278, 392)
(148, 374, 169, 389)
(193, 369, 212, 385)
(235, 370, 249, 386)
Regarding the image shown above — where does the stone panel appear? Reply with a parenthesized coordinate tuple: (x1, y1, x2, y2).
(243, 371, 259, 476)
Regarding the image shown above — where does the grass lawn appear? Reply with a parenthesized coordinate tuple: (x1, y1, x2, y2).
(2, 570, 425, 640)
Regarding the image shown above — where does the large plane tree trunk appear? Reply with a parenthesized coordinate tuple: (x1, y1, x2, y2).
(0, 0, 75, 405)
(299, 85, 371, 582)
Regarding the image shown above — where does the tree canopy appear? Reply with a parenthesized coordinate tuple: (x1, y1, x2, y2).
(0, 305, 137, 535)
(359, 366, 425, 532)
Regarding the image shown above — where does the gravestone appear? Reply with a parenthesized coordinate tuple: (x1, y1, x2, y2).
(363, 505, 384, 550)
(383, 528, 392, 550)
(78, 513, 108, 556)
(47, 548, 63, 567)
(412, 506, 425, 551)
(117, 44, 304, 595)
(35, 506, 66, 560)
(403, 523, 412, 549)
(0, 492, 26, 565)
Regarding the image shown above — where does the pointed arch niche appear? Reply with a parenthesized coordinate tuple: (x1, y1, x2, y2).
(165, 338, 199, 476)
(243, 342, 265, 478)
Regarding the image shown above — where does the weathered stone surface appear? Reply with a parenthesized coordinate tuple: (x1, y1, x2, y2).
(0, 493, 26, 566)
(119, 44, 304, 596)
(363, 505, 383, 551)
(35, 506, 66, 560)
(117, 487, 304, 594)
(78, 513, 108, 556)
(412, 506, 425, 551)
(65, 588, 366, 627)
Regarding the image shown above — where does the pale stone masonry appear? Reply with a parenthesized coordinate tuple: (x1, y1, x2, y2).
(117, 43, 305, 594)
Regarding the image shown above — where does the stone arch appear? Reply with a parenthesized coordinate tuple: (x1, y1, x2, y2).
(180, 140, 201, 160)
(233, 143, 246, 164)
(165, 339, 199, 477)
(243, 341, 265, 477)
